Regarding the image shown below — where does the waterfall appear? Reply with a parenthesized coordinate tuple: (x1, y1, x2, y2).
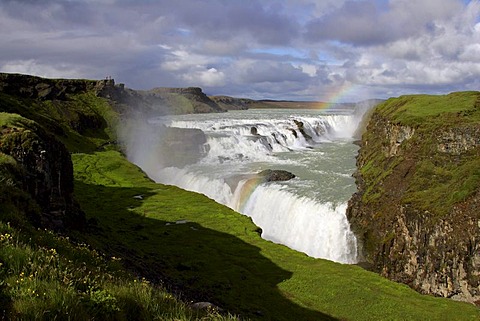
(123, 107, 373, 264)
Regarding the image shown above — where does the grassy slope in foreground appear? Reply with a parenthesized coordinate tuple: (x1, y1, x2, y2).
(72, 149, 480, 321)
(0, 220, 238, 320)
(0, 103, 237, 319)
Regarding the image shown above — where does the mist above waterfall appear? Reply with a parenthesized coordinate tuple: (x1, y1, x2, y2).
(118, 102, 377, 264)
(118, 115, 209, 177)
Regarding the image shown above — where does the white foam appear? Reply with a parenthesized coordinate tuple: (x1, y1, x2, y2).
(241, 184, 358, 263)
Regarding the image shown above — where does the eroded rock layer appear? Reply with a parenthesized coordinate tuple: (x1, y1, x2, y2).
(347, 91, 480, 304)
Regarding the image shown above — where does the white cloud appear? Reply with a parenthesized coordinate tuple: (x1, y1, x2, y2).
(1, 59, 90, 79)
(299, 64, 317, 77)
(0, 0, 478, 101)
(326, 0, 480, 93)
(182, 68, 226, 87)
(460, 44, 480, 62)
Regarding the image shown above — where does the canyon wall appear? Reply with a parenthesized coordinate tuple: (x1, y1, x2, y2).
(347, 91, 480, 304)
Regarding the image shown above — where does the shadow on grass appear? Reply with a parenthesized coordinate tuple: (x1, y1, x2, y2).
(74, 180, 337, 321)
(0, 285, 12, 320)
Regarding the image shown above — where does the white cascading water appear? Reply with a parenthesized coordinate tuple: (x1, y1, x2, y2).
(122, 105, 374, 264)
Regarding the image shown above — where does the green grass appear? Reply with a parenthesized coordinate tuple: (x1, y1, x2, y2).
(378, 91, 480, 128)
(359, 91, 480, 215)
(0, 112, 25, 127)
(71, 150, 480, 321)
(403, 157, 480, 214)
(0, 193, 240, 321)
(0, 220, 238, 320)
(0, 92, 115, 153)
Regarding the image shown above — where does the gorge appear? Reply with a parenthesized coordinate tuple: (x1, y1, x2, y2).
(122, 108, 369, 264)
(0, 73, 479, 320)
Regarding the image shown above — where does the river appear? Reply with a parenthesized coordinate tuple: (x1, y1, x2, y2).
(122, 105, 373, 264)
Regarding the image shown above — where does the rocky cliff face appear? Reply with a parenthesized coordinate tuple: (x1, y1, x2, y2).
(96, 80, 224, 115)
(149, 87, 224, 113)
(209, 95, 253, 110)
(0, 73, 224, 117)
(0, 73, 98, 100)
(347, 92, 480, 304)
(0, 115, 85, 230)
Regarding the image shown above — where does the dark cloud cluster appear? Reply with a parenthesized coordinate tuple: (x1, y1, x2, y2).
(0, 0, 478, 101)
(305, 0, 464, 46)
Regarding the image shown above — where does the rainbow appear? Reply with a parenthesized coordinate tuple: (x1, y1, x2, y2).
(311, 83, 360, 110)
(233, 176, 265, 212)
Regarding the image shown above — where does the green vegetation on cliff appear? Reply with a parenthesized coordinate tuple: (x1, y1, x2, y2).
(1, 74, 479, 320)
(377, 91, 480, 127)
(359, 91, 480, 215)
(348, 91, 480, 303)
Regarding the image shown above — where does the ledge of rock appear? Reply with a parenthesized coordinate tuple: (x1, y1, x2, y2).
(258, 169, 295, 182)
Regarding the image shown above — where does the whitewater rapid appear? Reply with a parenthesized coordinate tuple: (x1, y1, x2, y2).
(122, 107, 372, 264)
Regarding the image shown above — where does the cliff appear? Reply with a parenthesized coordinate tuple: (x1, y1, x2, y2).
(96, 80, 224, 115)
(209, 95, 254, 110)
(347, 91, 480, 304)
(0, 113, 85, 230)
(148, 87, 224, 113)
(0, 73, 224, 117)
(0, 73, 103, 231)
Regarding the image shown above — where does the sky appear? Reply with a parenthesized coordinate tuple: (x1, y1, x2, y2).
(0, 0, 479, 102)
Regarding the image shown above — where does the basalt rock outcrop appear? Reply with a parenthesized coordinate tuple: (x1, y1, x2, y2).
(0, 73, 98, 100)
(293, 120, 313, 142)
(347, 91, 480, 304)
(151, 87, 224, 114)
(0, 73, 224, 118)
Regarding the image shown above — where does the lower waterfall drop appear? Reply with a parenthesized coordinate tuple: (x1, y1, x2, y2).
(126, 107, 373, 264)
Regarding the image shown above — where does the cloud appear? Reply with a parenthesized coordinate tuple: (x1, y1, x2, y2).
(0, 0, 479, 101)
(181, 68, 226, 87)
(1, 59, 89, 79)
(305, 1, 389, 46)
(231, 59, 310, 84)
(304, 0, 464, 46)
(143, 0, 300, 46)
(307, 0, 480, 97)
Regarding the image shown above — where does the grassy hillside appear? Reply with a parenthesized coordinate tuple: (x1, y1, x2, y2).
(0, 217, 237, 320)
(1, 76, 479, 320)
